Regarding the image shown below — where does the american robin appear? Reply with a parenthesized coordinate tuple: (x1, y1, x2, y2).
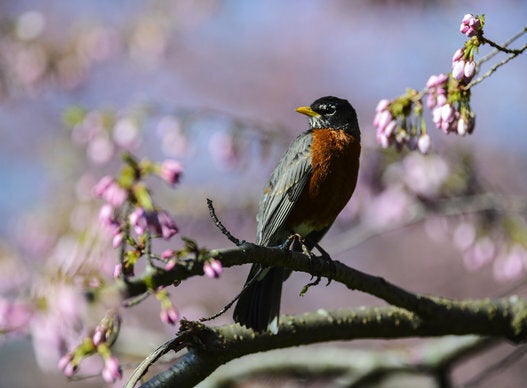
(233, 96, 361, 333)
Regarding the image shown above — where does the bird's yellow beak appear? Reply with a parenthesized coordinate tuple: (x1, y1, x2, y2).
(295, 106, 320, 117)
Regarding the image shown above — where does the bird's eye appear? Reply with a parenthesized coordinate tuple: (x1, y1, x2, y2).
(319, 104, 336, 116)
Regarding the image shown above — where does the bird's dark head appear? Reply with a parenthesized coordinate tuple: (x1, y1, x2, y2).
(296, 96, 360, 141)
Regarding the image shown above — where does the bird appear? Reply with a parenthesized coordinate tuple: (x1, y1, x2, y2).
(232, 96, 361, 333)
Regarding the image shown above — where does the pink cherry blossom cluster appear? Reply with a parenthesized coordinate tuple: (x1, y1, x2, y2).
(129, 207, 179, 241)
(427, 73, 475, 136)
(374, 95, 431, 154)
(460, 13, 483, 38)
(374, 13, 483, 152)
(452, 48, 476, 83)
(94, 158, 183, 251)
(58, 310, 123, 383)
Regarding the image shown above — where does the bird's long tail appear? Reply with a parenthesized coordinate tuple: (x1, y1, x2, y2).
(233, 265, 285, 334)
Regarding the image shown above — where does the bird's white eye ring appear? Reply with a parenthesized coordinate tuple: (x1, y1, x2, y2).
(319, 104, 336, 116)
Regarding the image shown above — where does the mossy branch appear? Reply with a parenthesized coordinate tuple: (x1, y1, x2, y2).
(130, 298, 526, 387)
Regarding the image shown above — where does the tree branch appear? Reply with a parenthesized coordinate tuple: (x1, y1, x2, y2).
(131, 299, 527, 387)
(115, 242, 527, 341)
(202, 336, 496, 387)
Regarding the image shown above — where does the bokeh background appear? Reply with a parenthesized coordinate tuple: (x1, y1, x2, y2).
(1, 0, 527, 387)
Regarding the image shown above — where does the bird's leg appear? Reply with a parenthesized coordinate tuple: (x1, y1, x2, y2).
(311, 242, 336, 286)
(279, 234, 297, 251)
(283, 234, 318, 277)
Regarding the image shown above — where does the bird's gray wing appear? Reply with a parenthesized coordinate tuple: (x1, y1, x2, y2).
(256, 130, 313, 246)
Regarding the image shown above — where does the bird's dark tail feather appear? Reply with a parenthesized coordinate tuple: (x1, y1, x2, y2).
(233, 265, 284, 334)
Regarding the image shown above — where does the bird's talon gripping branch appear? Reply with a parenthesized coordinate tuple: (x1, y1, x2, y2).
(313, 243, 337, 286)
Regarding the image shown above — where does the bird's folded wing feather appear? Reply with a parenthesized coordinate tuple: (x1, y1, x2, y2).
(256, 131, 313, 246)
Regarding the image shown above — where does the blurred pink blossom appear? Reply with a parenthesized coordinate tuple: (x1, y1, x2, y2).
(208, 131, 240, 171)
(101, 356, 122, 383)
(493, 245, 527, 282)
(0, 298, 33, 333)
(160, 159, 184, 186)
(203, 259, 223, 278)
(87, 134, 114, 165)
(160, 305, 180, 325)
(157, 210, 179, 240)
(463, 237, 496, 271)
(112, 118, 140, 149)
(93, 176, 127, 208)
(453, 222, 476, 251)
(363, 186, 413, 228)
(140, 209, 179, 240)
(112, 232, 124, 249)
(129, 207, 147, 235)
(401, 153, 449, 197)
(58, 353, 77, 377)
(417, 133, 431, 154)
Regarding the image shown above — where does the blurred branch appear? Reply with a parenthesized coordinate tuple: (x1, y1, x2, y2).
(329, 192, 527, 255)
(462, 344, 527, 387)
(203, 336, 496, 387)
(131, 299, 525, 388)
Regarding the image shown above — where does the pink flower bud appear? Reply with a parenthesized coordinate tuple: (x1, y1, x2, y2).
(157, 210, 178, 240)
(98, 204, 118, 231)
(457, 118, 468, 136)
(113, 264, 122, 279)
(93, 176, 113, 197)
(93, 176, 127, 208)
(464, 60, 476, 80)
(384, 120, 397, 137)
(462, 14, 473, 23)
(452, 60, 466, 80)
(129, 207, 147, 236)
(58, 353, 77, 377)
(440, 104, 454, 123)
(203, 259, 223, 278)
(375, 110, 392, 132)
(417, 134, 431, 154)
(460, 23, 470, 35)
(165, 259, 177, 271)
(452, 48, 464, 64)
(161, 249, 175, 260)
(112, 232, 124, 248)
(160, 306, 179, 325)
(426, 93, 437, 110)
(460, 14, 482, 37)
(160, 159, 183, 186)
(375, 99, 390, 112)
(436, 93, 447, 107)
(376, 133, 390, 148)
(102, 356, 122, 383)
(93, 329, 104, 346)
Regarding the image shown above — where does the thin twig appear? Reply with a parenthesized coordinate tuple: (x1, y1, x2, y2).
(478, 26, 527, 65)
(200, 265, 264, 322)
(122, 291, 151, 307)
(206, 198, 244, 246)
(469, 43, 527, 88)
(480, 35, 524, 55)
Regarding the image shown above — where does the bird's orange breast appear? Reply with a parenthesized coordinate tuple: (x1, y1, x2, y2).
(286, 128, 360, 233)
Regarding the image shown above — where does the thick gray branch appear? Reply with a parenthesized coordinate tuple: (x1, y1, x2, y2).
(134, 299, 527, 387)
